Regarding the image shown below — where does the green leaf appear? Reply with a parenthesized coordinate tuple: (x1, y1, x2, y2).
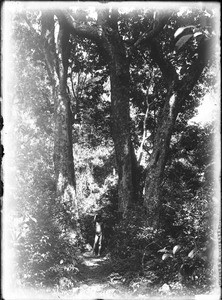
(174, 26, 195, 38)
(158, 247, 168, 253)
(188, 249, 196, 258)
(173, 245, 181, 255)
(175, 34, 193, 50)
(193, 31, 203, 38)
(162, 253, 173, 260)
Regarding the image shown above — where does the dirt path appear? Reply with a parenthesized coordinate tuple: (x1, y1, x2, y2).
(10, 252, 204, 299)
(78, 253, 114, 283)
(10, 253, 132, 300)
(74, 252, 130, 299)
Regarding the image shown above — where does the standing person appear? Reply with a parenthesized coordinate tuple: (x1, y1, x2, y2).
(92, 214, 103, 256)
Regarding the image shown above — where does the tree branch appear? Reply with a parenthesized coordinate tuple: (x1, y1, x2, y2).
(150, 39, 179, 86)
(23, 14, 56, 83)
(176, 37, 213, 102)
(70, 72, 77, 101)
(55, 10, 110, 60)
(137, 89, 153, 165)
(56, 10, 106, 47)
(130, 12, 170, 53)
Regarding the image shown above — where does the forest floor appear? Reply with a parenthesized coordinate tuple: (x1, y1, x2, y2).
(13, 251, 132, 300)
(9, 251, 216, 299)
(72, 251, 131, 299)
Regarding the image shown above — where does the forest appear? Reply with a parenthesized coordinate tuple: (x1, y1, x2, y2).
(2, 2, 220, 299)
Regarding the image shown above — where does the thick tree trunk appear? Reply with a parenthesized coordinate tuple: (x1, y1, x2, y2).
(110, 72, 134, 213)
(54, 94, 81, 236)
(144, 90, 177, 227)
(55, 24, 81, 234)
(107, 27, 136, 214)
(41, 12, 80, 234)
(144, 39, 210, 227)
(58, 10, 139, 216)
(53, 88, 78, 222)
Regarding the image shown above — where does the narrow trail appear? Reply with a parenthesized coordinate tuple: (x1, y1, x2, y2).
(79, 253, 114, 284)
(74, 252, 130, 299)
(12, 252, 132, 300)
(12, 252, 203, 299)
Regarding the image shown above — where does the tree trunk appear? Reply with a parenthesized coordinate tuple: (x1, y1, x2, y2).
(144, 90, 177, 227)
(41, 12, 80, 234)
(53, 88, 79, 227)
(57, 10, 138, 216)
(106, 24, 136, 214)
(144, 38, 210, 227)
(110, 71, 134, 214)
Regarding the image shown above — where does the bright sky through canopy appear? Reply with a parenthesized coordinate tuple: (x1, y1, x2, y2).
(189, 92, 219, 126)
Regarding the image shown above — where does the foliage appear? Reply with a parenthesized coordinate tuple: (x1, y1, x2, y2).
(109, 123, 216, 292)
(4, 3, 219, 296)
(109, 182, 216, 294)
(108, 118, 216, 294)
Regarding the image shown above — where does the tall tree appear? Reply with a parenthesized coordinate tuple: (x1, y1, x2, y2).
(21, 5, 217, 223)
(54, 8, 137, 213)
(23, 11, 81, 232)
(141, 11, 215, 227)
(42, 11, 81, 232)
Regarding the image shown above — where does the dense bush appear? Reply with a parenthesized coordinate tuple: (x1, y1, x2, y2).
(109, 187, 216, 294)
(10, 202, 83, 288)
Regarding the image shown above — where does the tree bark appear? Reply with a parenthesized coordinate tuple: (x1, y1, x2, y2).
(54, 11, 137, 215)
(41, 12, 80, 233)
(53, 88, 79, 223)
(144, 90, 177, 227)
(144, 37, 212, 227)
(107, 24, 135, 214)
